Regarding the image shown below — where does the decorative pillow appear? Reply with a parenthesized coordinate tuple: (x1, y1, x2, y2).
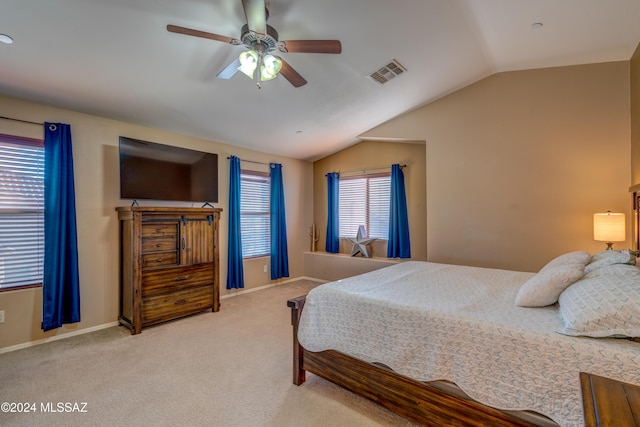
(584, 249, 635, 274)
(515, 263, 585, 307)
(539, 251, 591, 273)
(558, 264, 640, 338)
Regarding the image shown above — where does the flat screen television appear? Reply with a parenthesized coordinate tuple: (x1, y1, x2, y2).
(119, 136, 218, 204)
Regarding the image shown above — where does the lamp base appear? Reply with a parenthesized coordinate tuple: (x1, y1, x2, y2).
(605, 242, 615, 250)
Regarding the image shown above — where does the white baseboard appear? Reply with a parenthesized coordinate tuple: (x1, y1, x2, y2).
(0, 321, 120, 354)
(1, 278, 325, 354)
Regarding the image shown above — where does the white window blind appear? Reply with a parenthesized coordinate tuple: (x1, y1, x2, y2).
(240, 170, 270, 258)
(339, 173, 390, 239)
(0, 135, 45, 289)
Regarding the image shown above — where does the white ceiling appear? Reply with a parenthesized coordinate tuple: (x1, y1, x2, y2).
(1, 0, 639, 161)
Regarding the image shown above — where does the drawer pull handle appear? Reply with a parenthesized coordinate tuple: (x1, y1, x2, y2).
(174, 276, 190, 281)
(156, 228, 162, 233)
(155, 258, 163, 262)
(156, 243, 163, 248)
(174, 299, 188, 305)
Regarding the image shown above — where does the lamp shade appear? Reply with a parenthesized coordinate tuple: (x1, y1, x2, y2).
(237, 50, 282, 85)
(238, 50, 259, 78)
(260, 54, 282, 81)
(593, 212, 625, 243)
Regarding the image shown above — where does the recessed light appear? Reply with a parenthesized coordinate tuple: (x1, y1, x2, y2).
(0, 34, 14, 44)
(531, 23, 543, 30)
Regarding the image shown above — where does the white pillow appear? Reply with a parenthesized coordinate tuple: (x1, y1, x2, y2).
(539, 251, 591, 273)
(584, 249, 635, 274)
(515, 263, 585, 307)
(558, 264, 640, 338)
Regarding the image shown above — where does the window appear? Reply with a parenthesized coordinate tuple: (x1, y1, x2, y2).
(339, 173, 390, 239)
(240, 170, 270, 258)
(0, 134, 45, 290)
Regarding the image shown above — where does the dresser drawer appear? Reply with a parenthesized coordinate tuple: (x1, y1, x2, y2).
(142, 222, 179, 238)
(142, 236, 178, 253)
(141, 222, 179, 253)
(141, 264, 213, 297)
(142, 285, 213, 325)
(142, 251, 179, 268)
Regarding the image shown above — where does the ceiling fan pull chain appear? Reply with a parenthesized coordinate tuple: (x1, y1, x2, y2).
(256, 54, 263, 89)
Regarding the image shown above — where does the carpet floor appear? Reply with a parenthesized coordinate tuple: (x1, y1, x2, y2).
(0, 280, 418, 426)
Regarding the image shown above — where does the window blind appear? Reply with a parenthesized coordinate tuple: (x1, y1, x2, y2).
(368, 176, 391, 238)
(240, 171, 270, 258)
(339, 174, 390, 239)
(0, 136, 45, 289)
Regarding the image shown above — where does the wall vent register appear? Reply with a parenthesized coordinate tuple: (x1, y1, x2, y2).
(368, 59, 407, 85)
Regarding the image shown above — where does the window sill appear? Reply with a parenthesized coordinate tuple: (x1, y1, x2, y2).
(0, 283, 42, 293)
(304, 251, 399, 262)
(303, 251, 404, 282)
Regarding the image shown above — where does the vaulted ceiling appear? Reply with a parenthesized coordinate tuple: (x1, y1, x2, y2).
(1, 0, 639, 160)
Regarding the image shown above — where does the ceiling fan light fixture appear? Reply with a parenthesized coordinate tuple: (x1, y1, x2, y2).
(167, 0, 341, 89)
(238, 50, 259, 78)
(260, 54, 282, 81)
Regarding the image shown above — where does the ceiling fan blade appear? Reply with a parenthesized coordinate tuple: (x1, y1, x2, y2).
(278, 58, 307, 87)
(242, 0, 267, 35)
(167, 24, 239, 45)
(279, 40, 342, 54)
(217, 58, 241, 79)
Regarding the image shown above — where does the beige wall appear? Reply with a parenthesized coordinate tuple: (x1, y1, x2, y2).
(313, 140, 427, 260)
(303, 252, 400, 282)
(0, 95, 313, 350)
(1, 56, 635, 349)
(362, 62, 631, 272)
(631, 43, 640, 185)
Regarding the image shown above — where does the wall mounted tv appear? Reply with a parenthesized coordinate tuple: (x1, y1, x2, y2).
(119, 136, 218, 204)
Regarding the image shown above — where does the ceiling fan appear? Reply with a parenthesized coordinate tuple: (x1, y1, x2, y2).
(167, 0, 342, 88)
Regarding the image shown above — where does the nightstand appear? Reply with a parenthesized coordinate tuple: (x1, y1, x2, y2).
(580, 372, 640, 426)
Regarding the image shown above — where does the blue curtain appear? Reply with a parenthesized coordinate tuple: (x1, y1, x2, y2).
(387, 164, 411, 258)
(226, 156, 244, 289)
(269, 163, 289, 279)
(42, 123, 81, 331)
(325, 172, 340, 253)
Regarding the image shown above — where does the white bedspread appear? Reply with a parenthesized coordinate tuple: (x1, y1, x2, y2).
(298, 261, 640, 427)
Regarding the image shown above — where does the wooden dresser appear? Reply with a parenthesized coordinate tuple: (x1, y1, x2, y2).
(116, 206, 221, 334)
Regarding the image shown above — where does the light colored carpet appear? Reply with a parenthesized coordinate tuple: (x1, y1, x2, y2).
(0, 280, 418, 426)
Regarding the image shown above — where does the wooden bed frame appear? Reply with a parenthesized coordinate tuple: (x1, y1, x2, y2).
(287, 295, 559, 427)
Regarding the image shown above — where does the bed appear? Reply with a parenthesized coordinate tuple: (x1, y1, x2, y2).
(288, 252, 640, 426)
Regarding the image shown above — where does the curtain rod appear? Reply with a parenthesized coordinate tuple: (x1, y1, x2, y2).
(226, 156, 269, 166)
(0, 115, 44, 126)
(328, 164, 407, 177)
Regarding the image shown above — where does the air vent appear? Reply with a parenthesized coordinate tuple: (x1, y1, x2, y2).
(367, 59, 407, 85)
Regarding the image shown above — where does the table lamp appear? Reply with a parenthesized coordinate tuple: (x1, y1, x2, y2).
(593, 211, 625, 250)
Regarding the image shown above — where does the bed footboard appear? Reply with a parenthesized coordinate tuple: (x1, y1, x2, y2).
(287, 295, 556, 427)
(287, 295, 307, 386)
